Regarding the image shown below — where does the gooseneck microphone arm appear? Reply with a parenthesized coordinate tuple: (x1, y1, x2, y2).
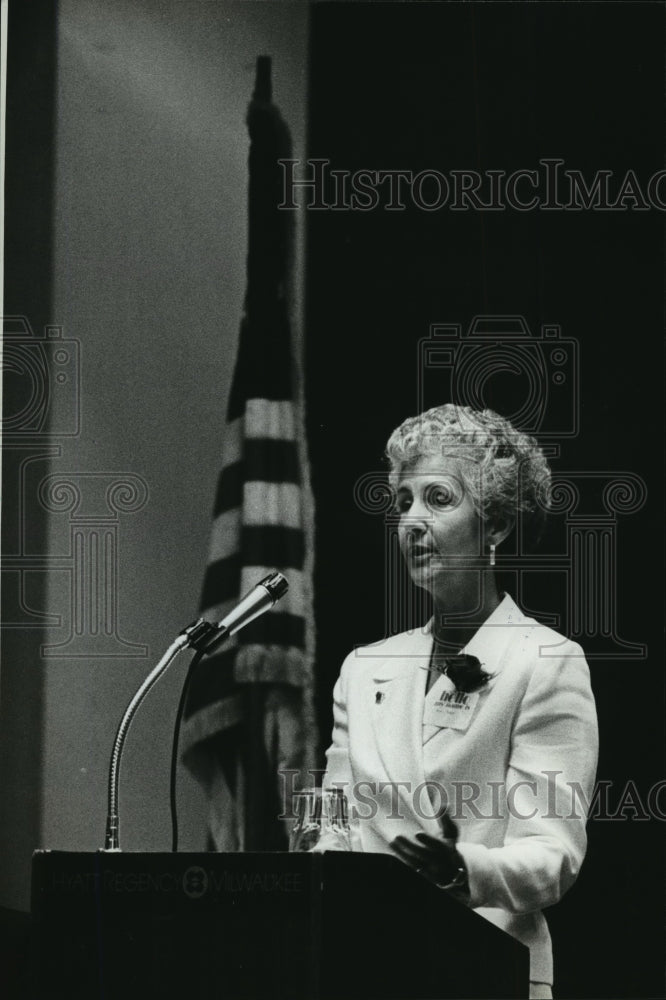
(102, 572, 288, 852)
(104, 633, 190, 851)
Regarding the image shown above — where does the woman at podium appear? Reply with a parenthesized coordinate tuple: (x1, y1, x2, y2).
(322, 404, 598, 1000)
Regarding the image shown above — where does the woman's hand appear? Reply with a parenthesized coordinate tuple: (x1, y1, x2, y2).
(390, 813, 468, 893)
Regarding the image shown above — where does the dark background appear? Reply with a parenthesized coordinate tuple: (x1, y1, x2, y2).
(306, 4, 664, 999)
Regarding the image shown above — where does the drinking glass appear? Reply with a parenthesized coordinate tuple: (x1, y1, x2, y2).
(289, 787, 352, 852)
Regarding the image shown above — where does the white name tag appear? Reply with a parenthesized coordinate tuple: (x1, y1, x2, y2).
(423, 690, 480, 731)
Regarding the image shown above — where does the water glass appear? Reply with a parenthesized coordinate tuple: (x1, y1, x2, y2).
(289, 787, 352, 852)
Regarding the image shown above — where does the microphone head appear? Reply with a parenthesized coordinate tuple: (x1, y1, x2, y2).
(259, 571, 289, 603)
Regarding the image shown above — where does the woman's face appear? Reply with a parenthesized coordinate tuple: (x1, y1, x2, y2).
(395, 452, 483, 592)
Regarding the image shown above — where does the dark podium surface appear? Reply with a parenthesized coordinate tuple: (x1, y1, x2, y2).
(31, 850, 529, 999)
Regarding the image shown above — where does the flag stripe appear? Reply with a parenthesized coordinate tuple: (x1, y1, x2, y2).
(201, 529, 305, 608)
(200, 555, 240, 607)
(217, 403, 299, 469)
(213, 442, 301, 516)
(242, 481, 303, 526)
(243, 400, 297, 439)
(241, 611, 305, 647)
(242, 525, 304, 567)
(207, 508, 242, 564)
(208, 484, 303, 562)
(184, 618, 307, 717)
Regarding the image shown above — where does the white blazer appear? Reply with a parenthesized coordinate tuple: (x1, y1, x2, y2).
(322, 594, 599, 985)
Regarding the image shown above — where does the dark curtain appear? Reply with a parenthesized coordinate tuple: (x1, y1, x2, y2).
(305, 4, 664, 999)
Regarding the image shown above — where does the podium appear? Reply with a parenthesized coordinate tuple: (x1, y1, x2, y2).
(31, 850, 529, 999)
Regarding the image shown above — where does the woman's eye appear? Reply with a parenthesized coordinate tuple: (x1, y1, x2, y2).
(395, 494, 412, 513)
(426, 484, 455, 508)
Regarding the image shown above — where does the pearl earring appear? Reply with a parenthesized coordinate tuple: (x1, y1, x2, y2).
(489, 543, 496, 568)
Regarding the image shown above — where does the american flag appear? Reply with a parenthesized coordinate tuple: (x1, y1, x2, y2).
(181, 57, 316, 851)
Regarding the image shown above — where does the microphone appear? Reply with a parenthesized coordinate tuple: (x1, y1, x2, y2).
(181, 571, 289, 655)
(216, 570, 289, 637)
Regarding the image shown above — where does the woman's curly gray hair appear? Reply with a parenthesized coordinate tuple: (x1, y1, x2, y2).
(385, 404, 551, 548)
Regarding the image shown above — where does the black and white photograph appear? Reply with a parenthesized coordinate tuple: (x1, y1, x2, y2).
(1, 2, 664, 998)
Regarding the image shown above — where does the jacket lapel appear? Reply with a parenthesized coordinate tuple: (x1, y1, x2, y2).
(360, 595, 529, 828)
(368, 628, 432, 792)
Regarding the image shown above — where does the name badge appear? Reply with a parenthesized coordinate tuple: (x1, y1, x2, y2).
(423, 690, 480, 731)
